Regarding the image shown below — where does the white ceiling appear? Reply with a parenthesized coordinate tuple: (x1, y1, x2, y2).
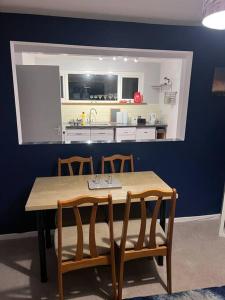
(0, 0, 203, 26)
(13, 41, 192, 59)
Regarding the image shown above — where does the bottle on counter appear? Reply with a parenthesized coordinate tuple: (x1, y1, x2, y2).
(81, 112, 86, 126)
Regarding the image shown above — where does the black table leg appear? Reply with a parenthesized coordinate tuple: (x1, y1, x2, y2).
(157, 200, 166, 266)
(45, 211, 52, 249)
(37, 211, 48, 282)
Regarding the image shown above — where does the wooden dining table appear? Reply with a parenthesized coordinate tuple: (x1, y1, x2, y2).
(25, 171, 174, 283)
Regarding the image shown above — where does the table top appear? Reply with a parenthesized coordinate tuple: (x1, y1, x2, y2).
(25, 171, 173, 211)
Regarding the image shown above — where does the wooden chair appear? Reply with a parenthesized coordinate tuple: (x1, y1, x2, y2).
(101, 154, 134, 174)
(113, 189, 177, 300)
(55, 195, 117, 300)
(58, 156, 94, 176)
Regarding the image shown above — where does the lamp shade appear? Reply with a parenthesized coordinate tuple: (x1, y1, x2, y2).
(202, 0, 225, 29)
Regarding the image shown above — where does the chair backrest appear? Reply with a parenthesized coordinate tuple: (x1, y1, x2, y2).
(120, 189, 177, 253)
(58, 156, 94, 176)
(57, 195, 114, 265)
(101, 154, 134, 174)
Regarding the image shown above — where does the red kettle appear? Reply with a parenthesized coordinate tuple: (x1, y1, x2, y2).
(134, 91, 143, 103)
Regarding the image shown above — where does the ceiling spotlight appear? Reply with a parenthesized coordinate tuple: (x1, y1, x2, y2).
(124, 57, 128, 62)
(98, 57, 103, 61)
(134, 58, 138, 63)
(202, 0, 225, 30)
(113, 56, 117, 61)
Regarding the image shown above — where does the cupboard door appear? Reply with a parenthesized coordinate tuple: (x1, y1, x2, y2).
(136, 128, 156, 141)
(65, 129, 90, 142)
(116, 127, 136, 142)
(16, 65, 62, 143)
(91, 129, 114, 141)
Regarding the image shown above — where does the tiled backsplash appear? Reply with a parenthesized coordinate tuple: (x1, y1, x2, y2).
(61, 103, 161, 125)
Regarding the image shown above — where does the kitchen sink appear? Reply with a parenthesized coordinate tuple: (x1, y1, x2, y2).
(66, 122, 111, 129)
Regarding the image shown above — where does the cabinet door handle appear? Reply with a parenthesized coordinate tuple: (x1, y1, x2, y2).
(92, 133, 109, 135)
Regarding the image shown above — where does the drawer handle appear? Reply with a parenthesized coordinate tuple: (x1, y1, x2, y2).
(93, 133, 108, 136)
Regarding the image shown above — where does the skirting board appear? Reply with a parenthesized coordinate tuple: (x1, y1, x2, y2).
(0, 213, 220, 241)
(174, 213, 220, 223)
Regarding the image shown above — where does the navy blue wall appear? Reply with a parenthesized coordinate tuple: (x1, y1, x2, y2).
(1, 13, 225, 234)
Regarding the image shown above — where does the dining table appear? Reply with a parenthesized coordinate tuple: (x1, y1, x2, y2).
(25, 171, 174, 283)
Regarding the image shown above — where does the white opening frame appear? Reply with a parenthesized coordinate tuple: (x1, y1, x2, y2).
(10, 41, 193, 144)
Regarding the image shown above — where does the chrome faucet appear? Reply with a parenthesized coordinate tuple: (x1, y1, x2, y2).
(89, 108, 97, 124)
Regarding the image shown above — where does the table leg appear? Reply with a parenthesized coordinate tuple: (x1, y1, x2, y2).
(157, 200, 166, 266)
(45, 211, 52, 249)
(37, 211, 48, 282)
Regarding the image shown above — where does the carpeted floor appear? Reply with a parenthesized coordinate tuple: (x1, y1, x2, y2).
(0, 217, 225, 299)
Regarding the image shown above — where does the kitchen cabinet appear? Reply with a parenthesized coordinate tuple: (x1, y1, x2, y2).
(90, 128, 114, 141)
(16, 65, 62, 143)
(64, 124, 166, 143)
(65, 129, 90, 142)
(116, 127, 136, 142)
(136, 128, 156, 141)
(156, 127, 167, 139)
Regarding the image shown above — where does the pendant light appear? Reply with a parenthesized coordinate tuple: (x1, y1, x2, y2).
(202, 0, 225, 30)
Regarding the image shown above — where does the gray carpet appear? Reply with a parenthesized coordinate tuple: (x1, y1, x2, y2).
(0, 218, 225, 299)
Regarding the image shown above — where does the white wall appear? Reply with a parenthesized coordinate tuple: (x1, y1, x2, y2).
(15, 53, 23, 64)
(158, 59, 182, 139)
(61, 103, 161, 127)
(21, 53, 36, 64)
(21, 54, 161, 104)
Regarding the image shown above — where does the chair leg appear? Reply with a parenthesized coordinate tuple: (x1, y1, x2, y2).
(166, 252, 172, 294)
(117, 260, 125, 300)
(111, 259, 117, 300)
(58, 269, 64, 300)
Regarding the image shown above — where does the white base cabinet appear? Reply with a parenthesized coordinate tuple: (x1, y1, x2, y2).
(116, 127, 136, 142)
(65, 126, 158, 143)
(65, 129, 90, 142)
(136, 128, 156, 141)
(91, 128, 114, 141)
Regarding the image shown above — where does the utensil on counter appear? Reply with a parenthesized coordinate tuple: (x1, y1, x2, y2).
(116, 112, 123, 123)
(149, 113, 157, 125)
(111, 109, 120, 122)
(137, 116, 146, 125)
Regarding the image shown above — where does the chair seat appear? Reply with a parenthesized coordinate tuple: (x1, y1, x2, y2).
(55, 222, 111, 261)
(113, 219, 167, 249)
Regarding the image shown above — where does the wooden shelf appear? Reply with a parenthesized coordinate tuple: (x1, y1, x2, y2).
(61, 102, 147, 106)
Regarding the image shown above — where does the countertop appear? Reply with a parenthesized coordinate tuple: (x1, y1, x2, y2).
(65, 122, 167, 129)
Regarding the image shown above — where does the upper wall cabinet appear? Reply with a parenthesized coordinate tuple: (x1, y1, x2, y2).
(62, 72, 143, 102)
(122, 77, 139, 99)
(16, 65, 62, 143)
(68, 74, 118, 101)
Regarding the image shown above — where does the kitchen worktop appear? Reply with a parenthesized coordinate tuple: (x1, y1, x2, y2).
(65, 122, 167, 129)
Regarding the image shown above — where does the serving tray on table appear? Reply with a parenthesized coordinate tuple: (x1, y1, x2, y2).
(88, 175, 122, 190)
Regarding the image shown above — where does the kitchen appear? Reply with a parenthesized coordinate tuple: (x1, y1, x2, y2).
(12, 42, 192, 144)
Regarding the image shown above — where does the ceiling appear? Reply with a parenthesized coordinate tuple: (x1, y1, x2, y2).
(0, 0, 204, 26)
(13, 42, 192, 59)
